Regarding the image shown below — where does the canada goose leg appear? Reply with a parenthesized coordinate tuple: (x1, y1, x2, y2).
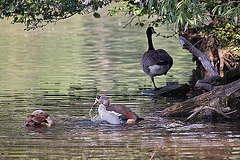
(151, 77, 157, 89)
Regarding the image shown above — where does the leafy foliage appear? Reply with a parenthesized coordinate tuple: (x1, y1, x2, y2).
(1, 0, 239, 31)
(0, 0, 111, 30)
(201, 18, 240, 49)
(108, 0, 239, 30)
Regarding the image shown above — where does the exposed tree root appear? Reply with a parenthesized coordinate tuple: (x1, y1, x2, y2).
(184, 106, 232, 122)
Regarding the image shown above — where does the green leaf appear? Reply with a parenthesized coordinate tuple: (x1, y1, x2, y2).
(178, 13, 183, 25)
(212, 5, 220, 15)
(134, 9, 142, 15)
(13, 16, 18, 23)
(232, 7, 238, 25)
(93, 12, 100, 18)
(184, 21, 189, 31)
(9, 4, 14, 11)
(176, 1, 184, 10)
(148, 0, 153, 10)
(223, 8, 234, 16)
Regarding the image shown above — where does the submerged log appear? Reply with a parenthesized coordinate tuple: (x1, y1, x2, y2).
(141, 82, 190, 96)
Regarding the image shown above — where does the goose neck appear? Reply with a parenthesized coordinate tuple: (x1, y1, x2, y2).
(147, 33, 155, 51)
(98, 103, 108, 110)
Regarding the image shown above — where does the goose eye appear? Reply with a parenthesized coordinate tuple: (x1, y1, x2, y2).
(97, 96, 101, 99)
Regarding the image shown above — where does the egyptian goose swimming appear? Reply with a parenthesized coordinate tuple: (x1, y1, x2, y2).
(92, 95, 144, 124)
(24, 110, 54, 127)
(141, 27, 173, 89)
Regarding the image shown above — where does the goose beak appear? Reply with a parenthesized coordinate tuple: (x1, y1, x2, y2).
(93, 100, 98, 105)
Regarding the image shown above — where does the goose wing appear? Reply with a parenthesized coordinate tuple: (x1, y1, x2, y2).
(106, 104, 140, 120)
(24, 115, 48, 126)
(141, 49, 173, 75)
(31, 116, 48, 125)
(24, 115, 34, 126)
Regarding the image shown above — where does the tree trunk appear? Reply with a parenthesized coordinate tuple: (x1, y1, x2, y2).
(159, 37, 240, 121)
(159, 78, 240, 118)
(179, 36, 220, 78)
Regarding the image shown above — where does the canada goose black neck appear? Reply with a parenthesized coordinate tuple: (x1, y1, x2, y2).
(146, 27, 156, 51)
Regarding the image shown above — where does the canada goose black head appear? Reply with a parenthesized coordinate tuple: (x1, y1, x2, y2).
(146, 27, 156, 35)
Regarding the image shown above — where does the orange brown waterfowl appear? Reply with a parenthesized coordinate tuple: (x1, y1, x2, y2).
(92, 95, 144, 124)
(24, 110, 54, 127)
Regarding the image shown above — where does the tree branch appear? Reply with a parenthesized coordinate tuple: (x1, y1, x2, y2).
(179, 36, 220, 77)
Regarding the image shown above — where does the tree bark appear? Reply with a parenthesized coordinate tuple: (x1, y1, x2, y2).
(159, 78, 240, 117)
(159, 37, 240, 120)
(179, 36, 220, 77)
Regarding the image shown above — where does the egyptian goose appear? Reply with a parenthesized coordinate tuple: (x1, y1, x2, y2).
(24, 110, 54, 127)
(92, 95, 144, 124)
(141, 27, 173, 89)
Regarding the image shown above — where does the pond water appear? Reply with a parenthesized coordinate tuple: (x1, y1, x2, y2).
(0, 8, 240, 159)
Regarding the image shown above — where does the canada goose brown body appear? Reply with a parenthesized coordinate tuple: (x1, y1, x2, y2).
(141, 27, 173, 89)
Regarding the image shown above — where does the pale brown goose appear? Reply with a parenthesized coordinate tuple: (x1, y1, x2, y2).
(92, 95, 144, 124)
(141, 27, 173, 89)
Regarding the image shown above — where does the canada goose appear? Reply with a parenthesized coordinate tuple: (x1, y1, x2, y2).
(92, 95, 144, 124)
(141, 27, 173, 89)
(24, 110, 54, 127)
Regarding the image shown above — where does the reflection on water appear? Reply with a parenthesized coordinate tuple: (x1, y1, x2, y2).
(0, 7, 240, 159)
